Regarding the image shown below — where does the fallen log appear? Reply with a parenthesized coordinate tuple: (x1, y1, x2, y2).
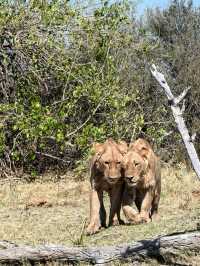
(150, 64, 200, 180)
(0, 230, 200, 265)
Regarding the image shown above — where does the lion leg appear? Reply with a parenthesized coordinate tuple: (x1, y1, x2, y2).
(113, 185, 125, 226)
(138, 189, 154, 223)
(112, 203, 125, 226)
(108, 185, 124, 227)
(151, 182, 161, 221)
(135, 189, 144, 212)
(86, 189, 102, 235)
(99, 191, 107, 228)
(116, 200, 125, 225)
(122, 184, 139, 224)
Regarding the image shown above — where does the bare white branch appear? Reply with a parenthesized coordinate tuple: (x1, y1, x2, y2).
(151, 64, 200, 180)
(174, 87, 191, 105)
(181, 99, 186, 113)
(150, 64, 175, 101)
(191, 133, 197, 142)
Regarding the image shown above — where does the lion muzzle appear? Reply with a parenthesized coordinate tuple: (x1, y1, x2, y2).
(107, 176, 120, 184)
(125, 176, 138, 185)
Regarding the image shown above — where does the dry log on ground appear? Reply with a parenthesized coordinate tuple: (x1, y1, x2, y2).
(0, 230, 200, 265)
(151, 64, 200, 180)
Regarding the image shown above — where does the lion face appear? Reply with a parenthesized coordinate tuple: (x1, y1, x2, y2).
(98, 153, 123, 184)
(92, 139, 127, 185)
(122, 151, 148, 187)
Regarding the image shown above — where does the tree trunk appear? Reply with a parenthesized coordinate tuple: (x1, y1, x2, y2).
(0, 230, 200, 265)
(150, 64, 200, 180)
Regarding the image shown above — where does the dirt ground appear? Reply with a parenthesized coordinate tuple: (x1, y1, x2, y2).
(0, 163, 200, 265)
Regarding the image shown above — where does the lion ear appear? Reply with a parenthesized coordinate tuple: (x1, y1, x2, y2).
(118, 140, 128, 155)
(92, 143, 104, 155)
(129, 142, 149, 160)
(139, 147, 149, 159)
(90, 143, 104, 172)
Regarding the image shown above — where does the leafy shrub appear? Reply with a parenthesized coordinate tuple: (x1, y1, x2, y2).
(0, 0, 199, 176)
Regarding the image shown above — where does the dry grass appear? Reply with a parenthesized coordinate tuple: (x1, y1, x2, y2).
(0, 163, 200, 264)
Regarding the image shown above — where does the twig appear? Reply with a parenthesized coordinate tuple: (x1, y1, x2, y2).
(174, 87, 191, 105)
(66, 97, 106, 138)
(35, 152, 70, 164)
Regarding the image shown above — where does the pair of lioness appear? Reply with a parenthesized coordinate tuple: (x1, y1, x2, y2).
(86, 138, 161, 235)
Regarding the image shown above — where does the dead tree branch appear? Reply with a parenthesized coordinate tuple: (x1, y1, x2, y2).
(150, 64, 200, 180)
(35, 152, 70, 164)
(0, 230, 200, 265)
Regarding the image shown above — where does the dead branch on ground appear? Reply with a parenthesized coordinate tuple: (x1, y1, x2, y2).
(0, 230, 199, 265)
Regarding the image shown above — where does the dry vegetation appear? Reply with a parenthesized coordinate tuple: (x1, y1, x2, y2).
(0, 163, 199, 250)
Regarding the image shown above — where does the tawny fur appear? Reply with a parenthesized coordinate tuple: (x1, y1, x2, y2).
(121, 138, 161, 224)
(86, 138, 127, 235)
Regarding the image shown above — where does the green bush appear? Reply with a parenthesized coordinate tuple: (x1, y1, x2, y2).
(0, 0, 199, 175)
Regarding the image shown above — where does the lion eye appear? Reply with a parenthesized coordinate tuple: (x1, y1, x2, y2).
(116, 161, 121, 164)
(104, 161, 109, 165)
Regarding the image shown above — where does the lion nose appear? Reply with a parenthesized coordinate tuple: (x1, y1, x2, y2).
(126, 176, 133, 182)
(126, 176, 137, 183)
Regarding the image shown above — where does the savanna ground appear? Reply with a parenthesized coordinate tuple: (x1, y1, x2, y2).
(0, 163, 200, 265)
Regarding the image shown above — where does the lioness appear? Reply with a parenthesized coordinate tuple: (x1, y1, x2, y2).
(121, 138, 161, 224)
(86, 138, 127, 235)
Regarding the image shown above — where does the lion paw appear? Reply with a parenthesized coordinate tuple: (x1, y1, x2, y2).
(138, 213, 151, 224)
(127, 213, 151, 224)
(110, 218, 125, 226)
(86, 222, 101, 235)
(118, 218, 125, 225)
